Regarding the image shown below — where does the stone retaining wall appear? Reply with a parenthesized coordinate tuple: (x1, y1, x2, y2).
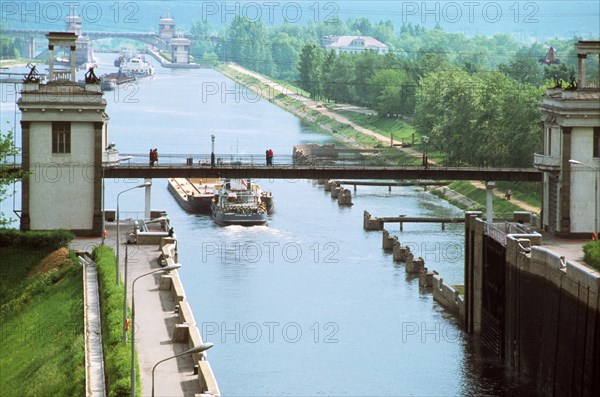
(158, 236, 221, 396)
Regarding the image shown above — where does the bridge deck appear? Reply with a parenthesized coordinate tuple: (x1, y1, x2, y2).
(4, 153, 542, 181)
(101, 164, 540, 181)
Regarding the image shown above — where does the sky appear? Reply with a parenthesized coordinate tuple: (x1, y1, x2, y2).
(1, 1, 599, 40)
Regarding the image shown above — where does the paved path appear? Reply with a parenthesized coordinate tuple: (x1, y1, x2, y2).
(77, 250, 107, 397)
(107, 223, 202, 397)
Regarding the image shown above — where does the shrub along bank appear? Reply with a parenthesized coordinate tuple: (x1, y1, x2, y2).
(93, 245, 138, 397)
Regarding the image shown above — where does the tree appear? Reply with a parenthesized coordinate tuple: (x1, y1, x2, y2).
(270, 32, 301, 80)
(222, 16, 274, 75)
(297, 44, 323, 99)
(326, 53, 355, 103)
(414, 70, 542, 166)
(368, 69, 407, 117)
(498, 48, 544, 86)
(189, 20, 216, 61)
(0, 129, 22, 226)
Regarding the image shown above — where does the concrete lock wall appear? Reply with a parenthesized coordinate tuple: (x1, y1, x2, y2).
(465, 215, 600, 396)
(158, 236, 221, 396)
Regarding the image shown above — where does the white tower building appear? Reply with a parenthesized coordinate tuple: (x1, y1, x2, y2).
(534, 40, 600, 237)
(18, 32, 110, 236)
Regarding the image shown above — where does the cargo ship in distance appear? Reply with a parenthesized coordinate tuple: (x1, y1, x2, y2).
(168, 178, 273, 215)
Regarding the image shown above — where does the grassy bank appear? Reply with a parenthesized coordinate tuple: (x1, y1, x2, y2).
(93, 246, 138, 397)
(0, 231, 84, 396)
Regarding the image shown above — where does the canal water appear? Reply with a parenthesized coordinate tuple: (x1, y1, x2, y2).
(1, 56, 537, 395)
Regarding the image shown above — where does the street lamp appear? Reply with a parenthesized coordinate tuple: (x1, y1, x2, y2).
(210, 134, 215, 167)
(130, 264, 181, 397)
(569, 159, 599, 238)
(151, 343, 214, 397)
(116, 182, 152, 285)
(422, 135, 430, 167)
(122, 226, 137, 343)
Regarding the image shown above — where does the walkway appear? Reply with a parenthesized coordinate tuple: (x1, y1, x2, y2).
(78, 251, 107, 397)
(105, 223, 202, 396)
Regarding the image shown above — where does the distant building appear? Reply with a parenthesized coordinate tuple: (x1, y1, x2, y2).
(320, 36, 389, 55)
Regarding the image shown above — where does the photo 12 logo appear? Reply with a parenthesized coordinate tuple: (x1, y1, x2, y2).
(399, 1, 540, 24)
(1, 1, 140, 24)
(200, 1, 340, 24)
(201, 241, 340, 263)
(202, 321, 340, 343)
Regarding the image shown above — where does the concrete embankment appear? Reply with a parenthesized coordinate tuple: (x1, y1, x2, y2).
(157, 236, 221, 395)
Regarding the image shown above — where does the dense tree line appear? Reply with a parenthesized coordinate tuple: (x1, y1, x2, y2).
(186, 16, 596, 167)
(0, 26, 20, 59)
(414, 70, 543, 167)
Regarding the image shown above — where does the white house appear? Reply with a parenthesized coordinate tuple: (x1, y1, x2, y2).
(534, 40, 600, 237)
(321, 36, 389, 55)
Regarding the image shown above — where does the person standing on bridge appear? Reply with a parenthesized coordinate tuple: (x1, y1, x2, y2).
(149, 148, 153, 166)
(268, 149, 274, 166)
(265, 149, 270, 166)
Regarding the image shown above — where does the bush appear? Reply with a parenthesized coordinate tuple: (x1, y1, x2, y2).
(583, 240, 600, 271)
(0, 228, 75, 250)
(93, 246, 138, 397)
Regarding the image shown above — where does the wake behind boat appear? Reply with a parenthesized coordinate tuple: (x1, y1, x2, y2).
(211, 179, 268, 226)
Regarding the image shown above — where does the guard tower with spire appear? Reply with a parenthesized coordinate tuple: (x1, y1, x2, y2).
(534, 40, 600, 237)
(17, 32, 109, 236)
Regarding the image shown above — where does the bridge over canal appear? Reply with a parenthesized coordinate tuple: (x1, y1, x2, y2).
(99, 153, 541, 181)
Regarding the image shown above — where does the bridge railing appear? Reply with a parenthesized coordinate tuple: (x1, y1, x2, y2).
(116, 152, 412, 168)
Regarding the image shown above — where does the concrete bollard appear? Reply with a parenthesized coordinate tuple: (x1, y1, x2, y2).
(324, 181, 334, 192)
(419, 268, 435, 288)
(317, 179, 326, 185)
(382, 229, 395, 251)
(159, 274, 173, 290)
(338, 188, 353, 206)
(363, 210, 384, 231)
(406, 256, 425, 273)
(331, 185, 342, 198)
(392, 238, 402, 261)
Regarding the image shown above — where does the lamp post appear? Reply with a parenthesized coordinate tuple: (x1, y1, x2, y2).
(130, 264, 181, 397)
(569, 159, 599, 238)
(122, 226, 137, 343)
(116, 182, 152, 285)
(151, 343, 214, 397)
(210, 134, 215, 167)
(422, 135, 430, 167)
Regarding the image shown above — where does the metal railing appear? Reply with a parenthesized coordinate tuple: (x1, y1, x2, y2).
(484, 221, 531, 246)
(2, 152, 541, 174)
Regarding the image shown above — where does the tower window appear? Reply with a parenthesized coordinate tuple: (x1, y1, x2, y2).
(52, 122, 71, 153)
(594, 127, 600, 158)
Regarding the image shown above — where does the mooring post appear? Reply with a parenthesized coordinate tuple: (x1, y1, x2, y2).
(442, 222, 445, 231)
